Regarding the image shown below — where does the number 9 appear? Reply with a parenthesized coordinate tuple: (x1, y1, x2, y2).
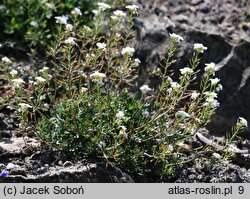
(238, 186, 244, 194)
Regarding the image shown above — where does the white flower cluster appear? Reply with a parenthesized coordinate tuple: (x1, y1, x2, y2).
(66, 24, 73, 31)
(193, 43, 207, 53)
(204, 62, 218, 76)
(90, 71, 106, 85)
(35, 76, 46, 84)
(96, 42, 107, 51)
(175, 110, 190, 119)
(134, 58, 141, 67)
(1, 56, 12, 63)
(12, 78, 25, 88)
(111, 10, 127, 20)
(210, 77, 220, 86)
(10, 69, 18, 77)
(180, 67, 193, 76)
(170, 33, 184, 43)
(125, 5, 139, 14)
(121, 47, 135, 57)
(140, 85, 151, 94)
(203, 91, 220, 108)
(116, 110, 125, 120)
(30, 21, 39, 28)
(55, 7, 81, 33)
(65, 37, 76, 45)
(171, 82, 181, 90)
(238, 117, 248, 128)
(97, 2, 111, 11)
(55, 15, 68, 25)
(39, 66, 49, 73)
(18, 103, 32, 112)
(71, 7, 82, 16)
(191, 92, 200, 100)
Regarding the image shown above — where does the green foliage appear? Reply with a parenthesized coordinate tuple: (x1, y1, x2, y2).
(1, 2, 247, 182)
(0, 0, 124, 55)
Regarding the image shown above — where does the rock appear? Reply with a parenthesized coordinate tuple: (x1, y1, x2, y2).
(0, 137, 39, 154)
(0, 162, 134, 183)
(207, 41, 250, 137)
(63, 161, 74, 167)
(6, 163, 16, 170)
(135, 1, 250, 138)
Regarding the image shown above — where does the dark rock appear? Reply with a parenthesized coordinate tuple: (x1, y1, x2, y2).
(207, 41, 250, 137)
(191, 0, 203, 6)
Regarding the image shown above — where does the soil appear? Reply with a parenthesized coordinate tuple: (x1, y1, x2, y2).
(1, 0, 250, 182)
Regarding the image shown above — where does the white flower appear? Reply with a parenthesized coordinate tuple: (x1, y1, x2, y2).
(216, 84, 223, 92)
(96, 42, 106, 51)
(19, 103, 32, 110)
(80, 87, 88, 93)
(92, 10, 101, 15)
(71, 7, 82, 16)
(134, 58, 141, 66)
(212, 153, 221, 159)
(194, 43, 207, 53)
(121, 47, 135, 57)
(55, 16, 68, 25)
(66, 24, 73, 31)
(35, 76, 46, 83)
(115, 33, 121, 38)
(167, 88, 173, 93)
(65, 37, 76, 45)
(175, 111, 190, 119)
(116, 110, 125, 120)
(39, 66, 49, 73)
(167, 77, 173, 84)
(1, 56, 12, 63)
(204, 91, 217, 99)
(204, 62, 218, 75)
(10, 69, 18, 77)
(30, 21, 39, 28)
(238, 117, 248, 128)
(12, 78, 25, 85)
(140, 84, 151, 94)
(191, 92, 200, 100)
(125, 5, 139, 14)
(111, 10, 127, 20)
(170, 33, 184, 43)
(204, 98, 220, 108)
(97, 2, 111, 11)
(180, 67, 193, 76)
(171, 82, 181, 90)
(90, 71, 106, 81)
(210, 78, 220, 86)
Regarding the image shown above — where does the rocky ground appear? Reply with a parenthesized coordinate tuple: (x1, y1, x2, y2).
(1, 0, 250, 182)
(134, 0, 250, 136)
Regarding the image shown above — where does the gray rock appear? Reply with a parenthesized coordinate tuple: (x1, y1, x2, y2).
(0, 137, 39, 154)
(135, 1, 250, 138)
(63, 161, 74, 167)
(0, 162, 134, 183)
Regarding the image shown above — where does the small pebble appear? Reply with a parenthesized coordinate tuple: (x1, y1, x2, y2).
(6, 163, 16, 170)
(63, 161, 74, 167)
